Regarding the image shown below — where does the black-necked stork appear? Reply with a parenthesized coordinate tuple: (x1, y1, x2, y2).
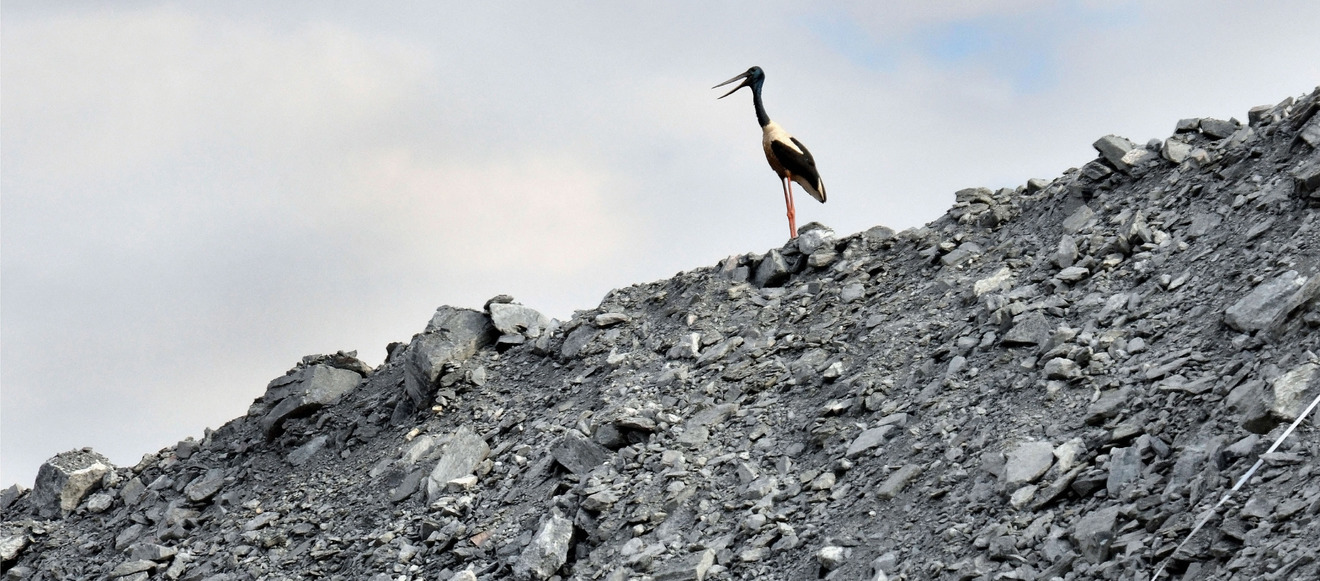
(714, 66, 826, 239)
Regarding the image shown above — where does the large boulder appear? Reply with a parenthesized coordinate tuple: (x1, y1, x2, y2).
(258, 364, 363, 439)
(31, 449, 114, 519)
(403, 307, 497, 404)
(1224, 271, 1319, 332)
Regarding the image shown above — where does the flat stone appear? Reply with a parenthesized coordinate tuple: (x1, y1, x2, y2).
(940, 242, 982, 267)
(875, 464, 922, 499)
(1055, 266, 1090, 283)
(184, 468, 226, 503)
(1004, 441, 1055, 487)
(1224, 270, 1319, 332)
(110, 560, 156, 577)
(550, 432, 611, 475)
(287, 435, 328, 466)
(31, 449, 114, 519)
(1072, 505, 1120, 563)
(1105, 446, 1142, 497)
(513, 514, 573, 580)
(845, 426, 893, 458)
(653, 549, 716, 581)
(593, 312, 632, 327)
(1062, 205, 1095, 234)
(426, 426, 490, 501)
(795, 224, 836, 255)
(489, 302, 551, 338)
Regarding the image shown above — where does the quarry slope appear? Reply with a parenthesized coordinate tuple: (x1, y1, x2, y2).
(4, 87, 1320, 581)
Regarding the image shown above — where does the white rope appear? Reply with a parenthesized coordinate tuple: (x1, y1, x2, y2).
(1149, 389, 1320, 580)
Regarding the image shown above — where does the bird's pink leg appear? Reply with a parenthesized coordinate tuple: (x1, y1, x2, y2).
(782, 177, 797, 239)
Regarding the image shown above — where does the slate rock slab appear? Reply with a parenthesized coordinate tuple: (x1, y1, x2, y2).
(259, 364, 362, 439)
(1002, 311, 1052, 346)
(1224, 270, 1319, 332)
(404, 306, 498, 403)
(426, 426, 490, 501)
(1004, 441, 1055, 487)
(489, 302, 551, 339)
(754, 249, 791, 288)
(550, 432, 611, 475)
(31, 449, 113, 518)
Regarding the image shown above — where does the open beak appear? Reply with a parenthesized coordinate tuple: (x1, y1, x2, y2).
(713, 71, 752, 99)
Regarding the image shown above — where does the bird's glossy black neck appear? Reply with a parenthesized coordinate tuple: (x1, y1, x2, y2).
(751, 81, 771, 127)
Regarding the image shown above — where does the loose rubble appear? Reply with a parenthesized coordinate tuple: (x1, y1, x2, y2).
(5, 88, 1320, 581)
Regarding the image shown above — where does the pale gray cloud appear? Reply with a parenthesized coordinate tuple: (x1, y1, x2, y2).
(4, 1, 1318, 486)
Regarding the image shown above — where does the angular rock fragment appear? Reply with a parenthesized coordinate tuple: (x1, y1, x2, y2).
(489, 302, 551, 339)
(1072, 505, 1120, 563)
(1093, 135, 1135, 171)
(754, 249, 791, 288)
(1224, 270, 1319, 332)
(513, 514, 573, 580)
(653, 549, 716, 581)
(1002, 311, 1052, 347)
(550, 432, 611, 475)
(258, 364, 362, 439)
(875, 464, 922, 499)
(31, 449, 113, 519)
(426, 426, 489, 501)
(1004, 441, 1055, 487)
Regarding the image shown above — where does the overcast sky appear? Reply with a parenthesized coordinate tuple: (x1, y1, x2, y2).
(3, 1, 1318, 487)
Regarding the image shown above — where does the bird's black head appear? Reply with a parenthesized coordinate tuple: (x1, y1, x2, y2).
(713, 66, 765, 99)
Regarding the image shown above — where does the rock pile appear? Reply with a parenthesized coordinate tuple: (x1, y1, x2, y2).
(4, 87, 1320, 581)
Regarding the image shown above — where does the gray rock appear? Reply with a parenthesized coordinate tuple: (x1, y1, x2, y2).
(426, 426, 490, 501)
(863, 225, 896, 243)
(110, 560, 156, 577)
(940, 242, 982, 267)
(875, 464, 922, 499)
(85, 492, 113, 513)
(31, 449, 113, 518)
(1086, 389, 1128, 425)
(128, 543, 178, 562)
(1072, 505, 1120, 563)
(594, 312, 632, 327)
(260, 364, 363, 438)
(1002, 311, 1052, 347)
(1004, 441, 1055, 487)
(1062, 205, 1095, 234)
(560, 325, 599, 358)
(1270, 362, 1320, 422)
(653, 549, 716, 581)
(550, 432, 611, 475)
(1187, 212, 1222, 239)
(489, 302, 551, 339)
(795, 224, 836, 255)
(1055, 266, 1090, 284)
(817, 545, 846, 570)
(287, 435, 328, 466)
(846, 426, 893, 458)
(1224, 270, 1319, 332)
(0, 484, 25, 512)
(1162, 138, 1192, 164)
(1199, 118, 1238, 139)
(1093, 135, 1135, 170)
(184, 469, 226, 503)
(404, 306, 498, 402)
(0, 535, 28, 562)
(1054, 235, 1078, 268)
(1043, 358, 1079, 380)
(513, 514, 573, 580)
(754, 250, 791, 288)
(1105, 446, 1142, 497)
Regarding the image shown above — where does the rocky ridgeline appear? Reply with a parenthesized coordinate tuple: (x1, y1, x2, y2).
(4, 88, 1320, 581)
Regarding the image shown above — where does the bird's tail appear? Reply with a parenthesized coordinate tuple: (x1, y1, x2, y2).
(794, 175, 826, 203)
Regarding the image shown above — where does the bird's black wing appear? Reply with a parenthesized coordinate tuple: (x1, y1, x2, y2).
(770, 139, 818, 178)
(770, 138, 826, 202)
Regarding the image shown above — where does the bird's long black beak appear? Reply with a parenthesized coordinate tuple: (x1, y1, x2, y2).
(713, 71, 752, 99)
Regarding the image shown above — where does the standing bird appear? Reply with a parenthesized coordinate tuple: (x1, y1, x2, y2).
(714, 66, 826, 239)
